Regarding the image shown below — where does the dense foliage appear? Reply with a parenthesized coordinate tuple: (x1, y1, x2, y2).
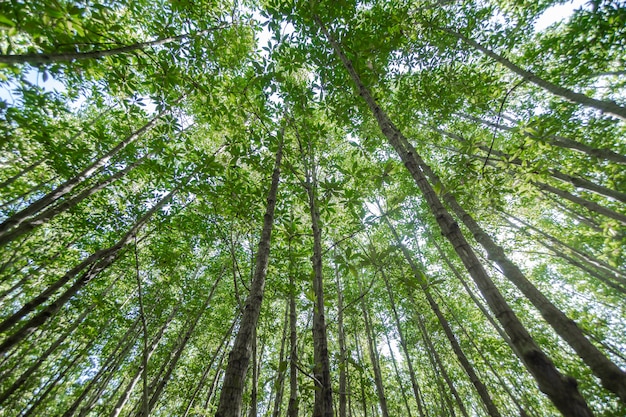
(1, 1, 625, 416)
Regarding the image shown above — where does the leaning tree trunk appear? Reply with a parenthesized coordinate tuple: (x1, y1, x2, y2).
(442, 28, 626, 121)
(0, 106, 176, 245)
(357, 274, 390, 417)
(214, 133, 283, 417)
(315, 16, 594, 417)
(385, 215, 502, 417)
(0, 185, 179, 354)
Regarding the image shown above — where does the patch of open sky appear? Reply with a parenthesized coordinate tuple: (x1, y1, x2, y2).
(534, 0, 590, 32)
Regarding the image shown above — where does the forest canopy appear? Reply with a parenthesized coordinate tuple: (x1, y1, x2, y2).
(0, 1, 625, 416)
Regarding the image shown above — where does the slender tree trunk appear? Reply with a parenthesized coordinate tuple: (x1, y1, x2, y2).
(434, 288, 534, 417)
(534, 182, 626, 226)
(0, 279, 117, 406)
(503, 212, 626, 282)
(382, 326, 413, 417)
(0, 185, 179, 353)
(379, 267, 427, 417)
(20, 339, 96, 417)
(0, 154, 147, 246)
(0, 24, 229, 64)
(353, 331, 369, 417)
(214, 134, 283, 417)
(271, 303, 290, 417)
(433, 124, 626, 203)
(385, 215, 502, 417)
(414, 307, 468, 417)
(247, 327, 258, 417)
(62, 317, 143, 417)
(109, 306, 180, 417)
(142, 282, 217, 417)
(0, 158, 43, 189)
(0, 105, 177, 244)
(181, 314, 238, 417)
(357, 274, 390, 417)
(335, 257, 348, 417)
(287, 249, 299, 417)
(501, 217, 626, 294)
(458, 113, 626, 165)
(442, 28, 626, 120)
(300, 137, 334, 417)
(315, 16, 594, 416)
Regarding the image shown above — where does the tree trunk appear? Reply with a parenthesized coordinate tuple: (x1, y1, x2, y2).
(214, 134, 283, 417)
(181, 314, 238, 417)
(382, 325, 413, 417)
(0, 154, 147, 246)
(414, 306, 468, 417)
(110, 305, 180, 417)
(458, 113, 626, 165)
(0, 107, 175, 244)
(315, 16, 594, 416)
(357, 273, 390, 417)
(534, 182, 626, 226)
(0, 25, 229, 64)
(379, 267, 427, 417)
(335, 257, 348, 417)
(271, 303, 289, 417)
(142, 282, 217, 416)
(385, 216, 502, 417)
(0, 185, 179, 353)
(443, 28, 626, 120)
(287, 250, 299, 417)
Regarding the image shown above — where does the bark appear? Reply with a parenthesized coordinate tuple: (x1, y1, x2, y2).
(357, 275, 390, 417)
(0, 25, 229, 64)
(414, 307, 468, 417)
(271, 304, 290, 417)
(181, 315, 238, 417)
(501, 217, 626, 295)
(305, 161, 334, 417)
(0, 186, 178, 353)
(0, 107, 173, 245)
(435, 288, 534, 417)
(382, 326, 413, 417)
(110, 306, 180, 417)
(443, 28, 626, 120)
(287, 252, 299, 417)
(20, 340, 96, 417)
(353, 331, 370, 417)
(335, 258, 348, 417)
(534, 182, 626, 226)
(458, 113, 626, 165)
(0, 280, 117, 406)
(504, 212, 626, 283)
(247, 327, 258, 417)
(315, 16, 594, 416)
(415, 153, 626, 402)
(433, 125, 626, 203)
(386, 215, 502, 417)
(0, 154, 147, 246)
(380, 268, 427, 417)
(0, 158, 44, 189)
(62, 317, 143, 417)
(141, 282, 218, 417)
(214, 134, 283, 417)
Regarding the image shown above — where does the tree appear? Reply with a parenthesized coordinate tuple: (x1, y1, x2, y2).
(1, 1, 625, 417)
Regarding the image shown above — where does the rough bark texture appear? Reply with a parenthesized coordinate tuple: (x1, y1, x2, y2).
(315, 15, 594, 417)
(214, 136, 283, 417)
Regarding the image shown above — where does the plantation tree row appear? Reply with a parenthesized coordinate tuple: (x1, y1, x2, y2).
(0, 1, 625, 416)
